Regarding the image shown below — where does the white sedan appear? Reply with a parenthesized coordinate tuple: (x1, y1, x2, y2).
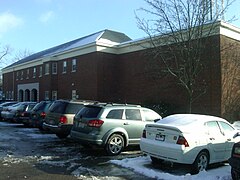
(140, 114, 240, 174)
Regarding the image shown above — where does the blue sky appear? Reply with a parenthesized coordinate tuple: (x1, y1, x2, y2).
(0, 0, 240, 59)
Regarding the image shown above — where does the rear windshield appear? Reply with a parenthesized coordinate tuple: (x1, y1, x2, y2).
(32, 102, 45, 111)
(76, 106, 102, 118)
(65, 103, 84, 114)
(48, 101, 68, 113)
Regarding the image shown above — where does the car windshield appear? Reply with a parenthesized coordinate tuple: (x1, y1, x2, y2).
(76, 106, 102, 118)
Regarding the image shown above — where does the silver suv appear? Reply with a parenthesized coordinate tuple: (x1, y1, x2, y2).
(43, 99, 96, 139)
(70, 103, 161, 155)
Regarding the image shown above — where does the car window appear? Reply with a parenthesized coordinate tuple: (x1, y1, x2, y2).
(125, 109, 142, 121)
(32, 102, 46, 111)
(206, 121, 223, 135)
(65, 104, 84, 114)
(76, 106, 102, 118)
(106, 109, 123, 119)
(218, 121, 235, 134)
(142, 109, 160, 121)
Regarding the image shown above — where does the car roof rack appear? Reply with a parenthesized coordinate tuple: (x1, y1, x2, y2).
(105, 102, 141, 107)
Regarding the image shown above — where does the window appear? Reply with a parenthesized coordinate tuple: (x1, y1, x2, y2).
(21, 71, 24, 80)
(72, 90, 77, 100)
(52, 62, 57, 74)
(26, 69, 29, 79)
(125, 109, 142, 120)
(44, 91, 49, 100)
(16, 71, 19, 80)
(206, 121, 222, 135)
(45, 63, 50, 75)
(143, 109, 161, 121)
(106, 109, 123, 119)
(218, 121, 235, 134)
(33, 67, 36, 78)
(72, 59, 76, 72)
(39, 66, 42, 77)
(52, 91, 57, 100)
(63, 61, 67, 73)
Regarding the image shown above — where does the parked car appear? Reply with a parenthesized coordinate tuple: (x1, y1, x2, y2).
(229, 141, 240, 180)
(22, 101, 53, 129)
(1, 102, 37, 122)
(43, 100, 96, 139)
(0, 101, 18, 120)
(70, 103, 162, 155)
(139, 114, 240, 174)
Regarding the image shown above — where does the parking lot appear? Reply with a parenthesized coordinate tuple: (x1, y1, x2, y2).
(0, 121, 154, 179)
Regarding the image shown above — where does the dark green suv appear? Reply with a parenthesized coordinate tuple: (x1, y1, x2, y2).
(43, 99, 95, 139)
(229, 141, 240, 180)
(70, 103, 161, 155)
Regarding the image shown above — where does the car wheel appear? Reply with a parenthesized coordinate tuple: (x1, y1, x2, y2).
(192, 151, 209, 174)
(150, 156, 164, 165)
(56, 133, 68, 139)
(231, 167, 239, 180)
(105, 134, 124, 156)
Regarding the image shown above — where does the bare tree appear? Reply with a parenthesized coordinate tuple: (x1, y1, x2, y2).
(0, 44, 12, 68)
(136, 0, 235, 113)
(13, 49, 34, 62)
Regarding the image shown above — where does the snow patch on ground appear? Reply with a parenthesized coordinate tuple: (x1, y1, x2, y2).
(110, 156, 232, 180)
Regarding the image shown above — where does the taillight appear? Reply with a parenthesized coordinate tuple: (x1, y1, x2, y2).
(176, 136, 189, 147)
(59, 116, 67, 124)
(87, 119, 104, 128)
(40, 112, 46, 118)
(142, 130, 146, 138)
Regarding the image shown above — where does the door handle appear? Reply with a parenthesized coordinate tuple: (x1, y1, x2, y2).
(209, 137, 215, 140)
(227, 138, 231, 141)
(124, 122, 129, 125)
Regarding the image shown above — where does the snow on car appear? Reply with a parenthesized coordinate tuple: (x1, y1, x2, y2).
(140, 114, 240, 174)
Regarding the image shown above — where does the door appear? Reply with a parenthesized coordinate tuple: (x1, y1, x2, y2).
(206, 121, 226, 161)
(218, 121, 240, 159)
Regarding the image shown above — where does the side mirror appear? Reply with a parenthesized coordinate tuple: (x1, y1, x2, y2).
(233, 132, 240, 138)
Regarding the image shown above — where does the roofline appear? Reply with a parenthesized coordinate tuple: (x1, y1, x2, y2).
(3, 21, 240, 73)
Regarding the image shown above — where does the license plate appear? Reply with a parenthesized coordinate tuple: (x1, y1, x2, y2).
(77, 122, 85, 128)
(155, 134, 165, 141)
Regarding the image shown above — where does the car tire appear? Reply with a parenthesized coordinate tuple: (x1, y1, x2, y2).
(150, 156, 164, 165)
(105, 134, 124, 156)
(192, 151, 209, 174)
(231, 167, 239, 180)
(56, 133, 68, 139)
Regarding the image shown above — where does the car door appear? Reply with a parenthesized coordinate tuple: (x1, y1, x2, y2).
(218, 121, 240, 159)
(123, 108, 145, 144)
(205, 121, 226, 162)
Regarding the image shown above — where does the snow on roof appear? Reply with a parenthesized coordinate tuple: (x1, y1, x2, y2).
(4, 29, 131, 69)
(155, 114, 227, 132)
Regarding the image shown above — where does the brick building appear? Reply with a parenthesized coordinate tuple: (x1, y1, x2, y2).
(2, 21, 240, 120)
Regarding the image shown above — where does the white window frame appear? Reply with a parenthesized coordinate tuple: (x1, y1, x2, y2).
(39, 66, 43, 77)
(44, 91, 49, 100)
(33, 67, 36, 78)
(72, 59, 76, 72)
(52, 62, 57, 74)
(63, 61, 67, 73)
(52, 91, 57, 100)
(45, 63, 50, 75)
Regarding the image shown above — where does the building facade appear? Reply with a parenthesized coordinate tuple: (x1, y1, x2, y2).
(2, 22, 240, 120)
